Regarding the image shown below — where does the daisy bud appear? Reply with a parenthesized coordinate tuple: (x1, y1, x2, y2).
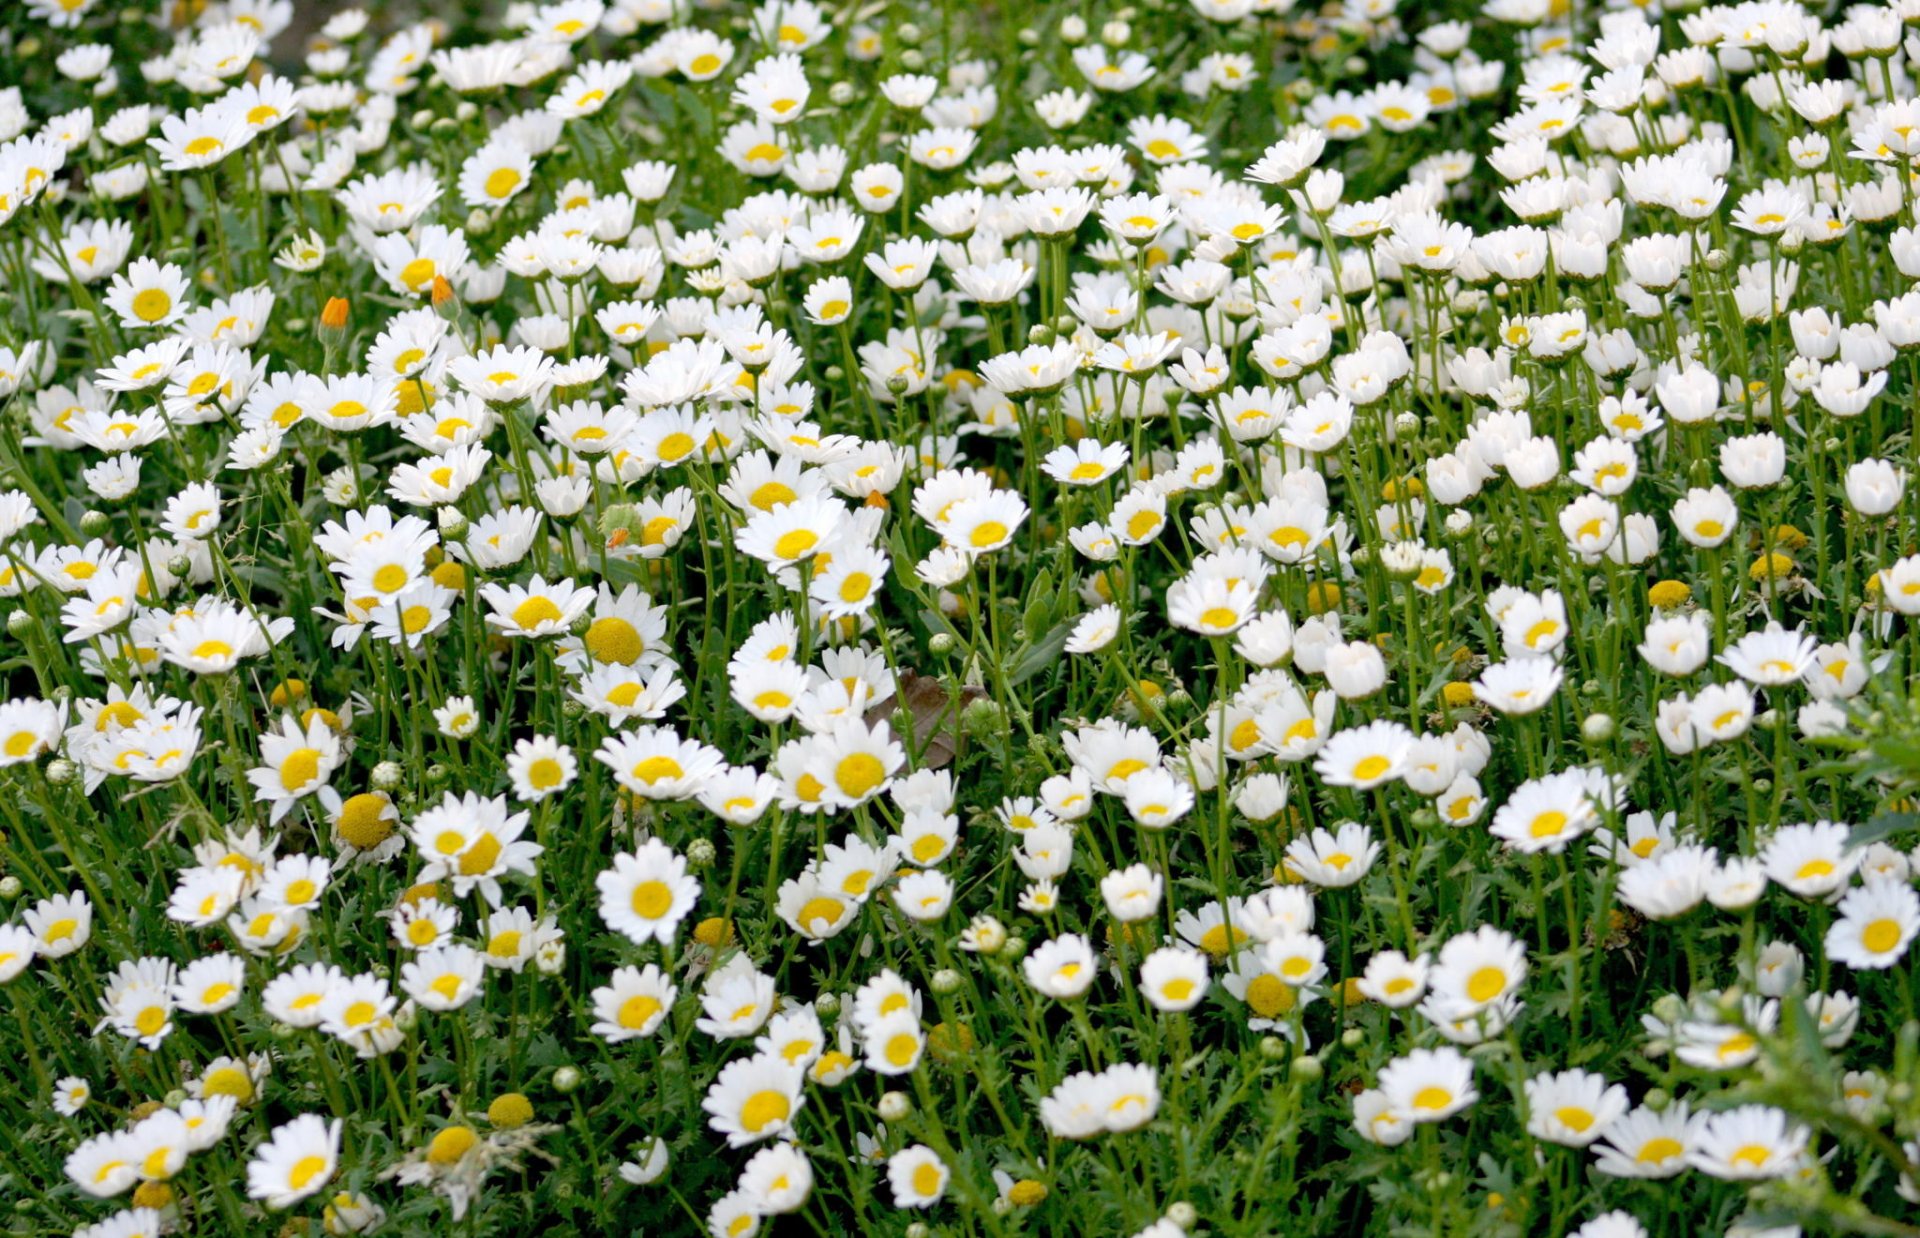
(1017, 27, 1040, 46)
(5, 609, 33, 637)
(1582, 713, 1615, 742)
(686, 839, 717, 868)
(372, 760, 404, 790)
(437, 506, 468, 539)
(1060, 14, 1087, 42)
(899, 49, 925, 70)
(1259, 1036, 1287, 1060)
(408, 108, 433, 130)
(45, 758, 74, 785)
(553, 1066, 583, 1094)
(166, 553, 192, 578)
(1643, 1087, 1671, 1112)
(0, 876, 18, 901)
(1291, 1055, 1323, 1083)
(1103, 19, 1131, 45)
(1779, 231, 1805, 256)
(1028, 323, 1055, 346)
(430, 115, 460, 137)
(906, 1226, 930, 1238)
(828, 82, 854, 106)
(465, 209, 492, 237)
(319, 296, 349, 344)
(878, 1091, 912, 1120)
(79, 509, 109, 536)
(896, 22, 922, 43)
(1167, 1202, 1199, 1230)
(931, 968, 961, 994)
(1704, 247, 1730, 272)
(961, 696, 1007, 740)
(816, 992, 840, 1014)
(928, 632, 955, 655)
(1340, 1027, 1365, 1048)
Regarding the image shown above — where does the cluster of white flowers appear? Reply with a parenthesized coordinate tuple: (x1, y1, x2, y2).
(4, 0, 1920, 1235)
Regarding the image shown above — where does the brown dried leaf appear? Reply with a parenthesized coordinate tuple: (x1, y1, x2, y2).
(866, 669, 987, 770)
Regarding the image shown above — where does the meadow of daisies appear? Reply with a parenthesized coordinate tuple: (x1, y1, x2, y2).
(10, 0, 1920, 1235)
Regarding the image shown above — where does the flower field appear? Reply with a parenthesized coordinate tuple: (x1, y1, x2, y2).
(4, 0, 1920, 1234)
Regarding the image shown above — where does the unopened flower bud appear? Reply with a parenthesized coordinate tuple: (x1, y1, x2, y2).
(437, 506, 468, 538)
(0, 876, 20, 900)
(80, 509, 110, 536)
(1582, 713, 1615, 743)
(553, 1066, 583, 1094)
(45, 758, 75, 785)
(372, 760, 404, 791)
(5, 610, 33, 638)
(318, 297, 350, 350)
(1166, 1202, 1198, 1230)
(828, 82, 854, 106)
(878, 1090, 912, 1120)
(1103, 19, 1131, 44)
(686, 839, 717, 867)
(931, 968, 962, 994)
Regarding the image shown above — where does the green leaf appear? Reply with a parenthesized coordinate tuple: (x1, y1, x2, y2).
(1022, 567, 1054, 638)
(1008, 616, 1074, 687)
(1847, 811, 1920, 851)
